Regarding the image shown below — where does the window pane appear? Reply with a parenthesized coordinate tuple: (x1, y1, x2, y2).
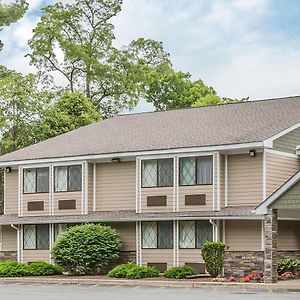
(36, 168, 49, 193)
(158, 159, 173, 187)
(179, 158, 196, 185)
(142, 161, 157, 187)
(158, 221, 173, 248)
(24, 169, 36, 193)
(24, 225, 36, 249)
(179, 221, 195, 248)
(142, 222, 157, 248)
(69, 165, 82, 191)
(55, 166, 68, 192)
(54, 223, 69, 241)
(196, 220, 213, 247)
(197, 156, 213, 185)
(36, 224, 49, 249)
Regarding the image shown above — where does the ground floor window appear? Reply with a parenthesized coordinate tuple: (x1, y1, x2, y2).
(142, 221, 173, 249)
(54, 223, 79, 241)
(179, 220, 213, 248)
(23, 224, 49, 250)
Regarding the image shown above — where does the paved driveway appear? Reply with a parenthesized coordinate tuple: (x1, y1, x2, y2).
(0, 283, 298, 300)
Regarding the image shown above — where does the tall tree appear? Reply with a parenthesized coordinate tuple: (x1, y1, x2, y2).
(0, 0, 28, 51)
(27, 0, 171, 117)
(34, 92, 101, 142)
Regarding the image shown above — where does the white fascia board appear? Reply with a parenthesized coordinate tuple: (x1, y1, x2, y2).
(255, 170, 300, 215)
(0, 141, 264, 168)
(264, 122, 300, 146)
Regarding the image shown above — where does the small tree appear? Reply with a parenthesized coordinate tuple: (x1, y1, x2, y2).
(201, 241, 226, 278)
(52, 224, 121, 275)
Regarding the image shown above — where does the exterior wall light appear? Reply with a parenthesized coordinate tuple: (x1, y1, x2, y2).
(111, 158, 121, 163)
(249, 149, 256, 157)
(5, 167, 12, 173)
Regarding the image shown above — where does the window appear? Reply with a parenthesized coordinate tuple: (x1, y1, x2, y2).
(23, 224, 49, 250)
(54, 223, 78, 241)
(142, 159, 173, 188)
(54, 165, 82, 192)
(179, 220, 213, 249)
(142, 221, 173, 249)
(23, 168, 49, 194)
(179, 156, 213, 186)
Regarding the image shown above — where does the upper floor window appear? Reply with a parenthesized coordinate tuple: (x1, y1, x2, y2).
(23, 168, 49, 194)
(142, 159, 173, 188)
(179, 156, 213, 186)
(54, 165, 82, 192)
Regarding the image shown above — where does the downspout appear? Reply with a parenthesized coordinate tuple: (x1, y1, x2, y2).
(10, 224, 20, 262)
(209, 219, 218, 241)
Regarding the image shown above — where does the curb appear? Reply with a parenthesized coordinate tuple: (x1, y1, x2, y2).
(0, 277, 299, 292)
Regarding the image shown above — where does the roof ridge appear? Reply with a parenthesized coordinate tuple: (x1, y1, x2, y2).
(118, 95, 300, 117)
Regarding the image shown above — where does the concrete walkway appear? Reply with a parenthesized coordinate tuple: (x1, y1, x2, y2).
(0, 277, 299, 292)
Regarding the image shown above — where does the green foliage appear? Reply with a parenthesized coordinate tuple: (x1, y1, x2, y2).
(52, 224, 121, 275)
(34, 92, 100, 142)
(108, 262, 159, 279)
(163, 266, 197, 279)
(0, 68, 53, 154)
(201, 241, 226, 278)
(0, 261, 62, 277)
(0, 0, 28, 51)
(277, 258, 300, 275)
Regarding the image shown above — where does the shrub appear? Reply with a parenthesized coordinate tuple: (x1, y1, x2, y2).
(201, 241, 226, 278)
(241, 272, 264, 283)
(28, 261, 63, 276)
(163, 266, 196, 279)
(0, 261, 62, 277)
(108, 263, 159, 279)
(52, 224, 121, 275)
(277, 258, 300, 275)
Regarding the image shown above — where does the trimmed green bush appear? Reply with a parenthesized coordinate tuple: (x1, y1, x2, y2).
(163, 266, 197, 279)
(278, 258, 300, 275)
(0, 261, 62, 277)
(52, 224, 121, 275)
(201, 241, 226, 278)
(108, 263, 159, 279)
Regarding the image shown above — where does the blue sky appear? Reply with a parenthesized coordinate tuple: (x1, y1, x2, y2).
(1, 0, 300, 113)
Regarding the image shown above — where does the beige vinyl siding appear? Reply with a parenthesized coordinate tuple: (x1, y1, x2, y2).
(96, 162, 136, 211)
(278, 220, 300, 250)
(141, 187, 173, 212)
(4, 169, 18, 215)
(88, 163, 94, 212)
(178, 185, 213, 211)
(227, 153, 263, 206)
(53, 191, 82, 215)
(273, 127, 300, 154)
(109, 222, 136, 251)
(179, 249, 204, 265)
(22, 250, 50, 263)
(266, 152, 300, 197)
(23, 193, 49, 216)
(225, 220, 262, 251)
(142, 249, 173, 269)
(1, 225, 17, 251)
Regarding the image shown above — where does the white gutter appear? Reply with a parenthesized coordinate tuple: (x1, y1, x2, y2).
(209, 219, 217, 241)
(0, 142, 264, 167)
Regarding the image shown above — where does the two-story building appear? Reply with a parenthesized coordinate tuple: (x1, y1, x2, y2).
(0, 96, 300, 282)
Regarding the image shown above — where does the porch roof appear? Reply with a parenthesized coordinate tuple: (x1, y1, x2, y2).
(255, 170, 300, 214)
(0, 206, 260, 225)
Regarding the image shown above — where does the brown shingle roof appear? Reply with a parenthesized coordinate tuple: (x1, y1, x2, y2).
(1, 96, 300, 163)
(0, 206, 259, 224)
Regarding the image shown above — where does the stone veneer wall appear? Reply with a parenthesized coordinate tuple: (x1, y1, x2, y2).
(224, 250, 300, 278)
(0, 251, 17, 261)
(224, 251, 264, 277)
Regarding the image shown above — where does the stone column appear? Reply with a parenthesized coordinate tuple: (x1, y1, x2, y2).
(264, 209, 278, 283)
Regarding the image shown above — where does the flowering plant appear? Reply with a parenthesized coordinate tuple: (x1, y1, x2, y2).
(228, 274, 237, 282)
(241, 272, 264, 283)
